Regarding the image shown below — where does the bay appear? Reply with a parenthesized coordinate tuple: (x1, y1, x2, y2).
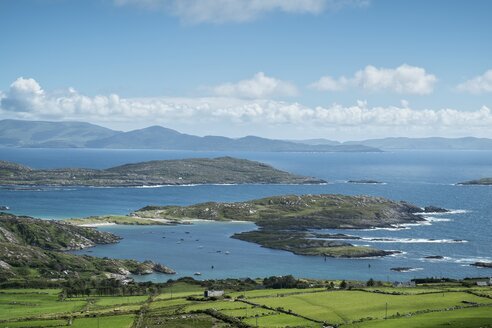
(1, 148, 491, 281)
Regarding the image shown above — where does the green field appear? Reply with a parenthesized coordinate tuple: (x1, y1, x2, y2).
(0, 289, 86, 321)
(0, 283, 491, 327)
(155, 281, 205, 300)
(251, 290, 492, 324)
(345, 306, 492, 328)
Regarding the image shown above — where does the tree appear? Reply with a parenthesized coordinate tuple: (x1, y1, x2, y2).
(366, 278, 375, 287)
(339, 280, 347, 289)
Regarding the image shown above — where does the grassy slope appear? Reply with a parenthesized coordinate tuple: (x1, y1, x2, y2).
(0, 213, 120, 250)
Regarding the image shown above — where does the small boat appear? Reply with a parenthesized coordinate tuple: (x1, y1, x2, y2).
(224, 251, 230, 255)
(194, 272, 202, 276)
(0, 206, 10, 211)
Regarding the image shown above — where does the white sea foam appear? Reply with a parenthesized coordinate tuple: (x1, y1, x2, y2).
(361, 226, 407, 231)
(395, 221, 432, 228)
(79, 222, 117, 227)
(421, 256, 452, 262)
(449, 256, 492, 264)
(416, 209, 469, 215)
(388, 251, 407, 257)
(133, 184, 200, 188)
(424, 217, 451, 222)
(404, 267, 423, 272)
(358, 237, 467, 244)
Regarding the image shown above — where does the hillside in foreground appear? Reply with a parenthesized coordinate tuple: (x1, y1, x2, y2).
(0, 278, 491, 328)
(0, 157, 325, 186)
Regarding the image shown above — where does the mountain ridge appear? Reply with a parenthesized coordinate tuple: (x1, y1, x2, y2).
(3, 119, 492, 151)
(0, 119, 378, 152)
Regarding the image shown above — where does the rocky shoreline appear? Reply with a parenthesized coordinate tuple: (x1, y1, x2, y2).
(0, 213, 175, 280)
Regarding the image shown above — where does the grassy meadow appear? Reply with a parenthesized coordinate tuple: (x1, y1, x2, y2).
(0, 281, 490, 327)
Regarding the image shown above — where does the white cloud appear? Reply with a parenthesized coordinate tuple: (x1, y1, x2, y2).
(1, 77, 46, 112)
(457, 69, 492, 94)
(2, 77, 492, 139)
(212, 72, 298, 99)
(310, 64, 437, 95)
(113, 0, 369, 24)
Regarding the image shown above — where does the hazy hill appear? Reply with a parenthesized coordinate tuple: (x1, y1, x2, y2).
(289, 138, 341, 146)
(86, 126, 377, 152)
(3, 119, 491, 151)
(0, 119, 378, 152)
(344, 137, 492, 150)
(0, 119, 118, 148)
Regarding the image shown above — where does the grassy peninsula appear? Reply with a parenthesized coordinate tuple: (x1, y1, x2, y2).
(132, 194, 425, 229)
(0, 213, 175, 281)
(0, 157, 325, 187)
(69, 194, 429, 258)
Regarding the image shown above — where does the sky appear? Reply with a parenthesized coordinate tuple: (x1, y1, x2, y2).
(0, 0, 491, 140)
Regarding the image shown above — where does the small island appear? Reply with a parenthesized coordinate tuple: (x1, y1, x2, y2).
(424, 255, 444, 260)
(0, 213, 175, 280)
(0, 157, 325, 187)
(347, 179, 384, 184)
(458, 178, 492, 185)
(390, 267, 415, 272)
(471, 262, 492, 268)
(68, 194, 436, 258)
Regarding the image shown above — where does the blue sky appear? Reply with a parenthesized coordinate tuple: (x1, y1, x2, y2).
(0, 0, 491, 140)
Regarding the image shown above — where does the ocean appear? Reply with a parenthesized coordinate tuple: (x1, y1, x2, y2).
(1, 148, 491, 281)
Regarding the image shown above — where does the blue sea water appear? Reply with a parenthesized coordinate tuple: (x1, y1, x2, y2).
(0, 148, 491, 281)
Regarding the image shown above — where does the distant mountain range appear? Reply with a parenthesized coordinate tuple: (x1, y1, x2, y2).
(0, 119, 377, 152)
(1, 119, 491, 151)
(293, 137, 492, 150)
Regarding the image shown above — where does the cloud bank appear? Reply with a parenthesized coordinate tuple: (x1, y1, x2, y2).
(1, 77, 491, 139)
(212, 72, 298, 99)
(311, 64, 437, 95)
(457, 69, 492, 94)
(113, 0, 369, 24)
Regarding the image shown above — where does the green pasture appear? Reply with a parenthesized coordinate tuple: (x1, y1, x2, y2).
(250, 290, 492, 325)
(0, 289, 86, 320)
(345, 306, 492, 328)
